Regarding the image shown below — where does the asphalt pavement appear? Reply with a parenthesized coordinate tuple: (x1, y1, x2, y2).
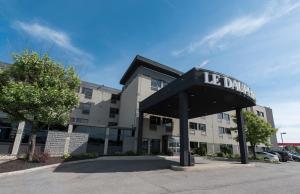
(0, 158, 299, 194)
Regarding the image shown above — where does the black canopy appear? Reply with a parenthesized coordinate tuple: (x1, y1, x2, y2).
(140, 68, 256, 119)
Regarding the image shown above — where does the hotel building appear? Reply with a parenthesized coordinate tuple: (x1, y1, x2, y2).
(0, 56, 277, 157)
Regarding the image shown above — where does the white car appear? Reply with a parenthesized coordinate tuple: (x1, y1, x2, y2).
(255, 152, 280, 162)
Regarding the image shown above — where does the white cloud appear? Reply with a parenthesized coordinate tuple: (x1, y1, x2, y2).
(196, 59, 209, 68)
(172, 0, 300, 56)
(13, 21, 94, 72)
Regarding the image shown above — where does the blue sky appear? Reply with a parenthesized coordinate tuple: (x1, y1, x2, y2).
(0, 0, 300, 143)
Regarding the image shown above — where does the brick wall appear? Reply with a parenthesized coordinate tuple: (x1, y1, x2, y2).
(44, 131, 89, 157)
(69, 133, 89, 154)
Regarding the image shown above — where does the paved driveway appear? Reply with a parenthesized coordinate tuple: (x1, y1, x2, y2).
(0, 158, 300, 194)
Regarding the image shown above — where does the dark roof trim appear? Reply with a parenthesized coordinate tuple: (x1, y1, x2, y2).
(81, 81, 121, 94)
(120, 55, 182, 85)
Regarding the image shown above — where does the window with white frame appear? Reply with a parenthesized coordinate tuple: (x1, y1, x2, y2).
(218, 127, 225, 134)
(217, 113, 223, 120)
(111, 94, 120, 104)
(162, 118, 173, 133)
(79, 102, 91, 115)
(109, 108, 119, 118)
(151, 78, 167, 91)
(256, 111, 264, 117)
(150, 116, 161, 130)
(225, 128, 231, 135)
(189, 122, 197, 130)
(198, 123, 206, 132)
(81, 87, 93, 99)
(223, 113, 230, 123)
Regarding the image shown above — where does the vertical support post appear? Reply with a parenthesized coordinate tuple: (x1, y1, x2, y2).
(64, 124, 73, 154)
(137, 111, 144, 154)
(104, 127, 110, 155)
(179, 92, 190, 166)
(236, 108, 248, 164)
(11, 121, 25, 155)
(147, 139, 151, 155)
(67, 124, 73, 133)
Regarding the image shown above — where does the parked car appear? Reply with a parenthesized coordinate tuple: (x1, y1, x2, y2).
(267, 151, 282, 161)
(288, 152, 300, 162)
(286, 152, 294, 161)
(269, 150, 289, 162)
(255, 152, 279, 162)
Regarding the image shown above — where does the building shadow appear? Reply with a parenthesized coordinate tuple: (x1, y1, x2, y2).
(53, 157, 179, 174)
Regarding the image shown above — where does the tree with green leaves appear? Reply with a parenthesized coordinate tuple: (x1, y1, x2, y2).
(285, 145, 300, 153)
(232, 111, 277, 159)
(0, 50, 80, 161)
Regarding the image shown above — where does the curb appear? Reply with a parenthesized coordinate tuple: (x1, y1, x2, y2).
(171, 163, 255, 171)
(0, 155, 167, 178)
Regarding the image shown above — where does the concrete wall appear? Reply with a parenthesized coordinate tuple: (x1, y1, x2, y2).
(118, 76, 139, 128)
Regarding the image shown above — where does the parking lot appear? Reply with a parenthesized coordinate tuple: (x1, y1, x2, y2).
(0, 157, 300, 194)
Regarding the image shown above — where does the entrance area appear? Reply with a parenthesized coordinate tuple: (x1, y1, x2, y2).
(137, 68, 256, 166)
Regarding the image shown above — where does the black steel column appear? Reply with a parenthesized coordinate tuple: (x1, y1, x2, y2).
(179, 92, 190, 166)
(236, 108, 248, 164)
(137, 111, 144, 155)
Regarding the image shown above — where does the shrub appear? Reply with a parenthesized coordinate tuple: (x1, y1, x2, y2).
(194, 147, 207, 156)
(17, 153, 28, 160)
(32, 152, 50, 163)
(125, 151, 136, 156)
(216, 152, 224, 157)
(63, 152, 98, 161)
(63, 153, 71, 159)
(206, 153, 214, 157)
(112, 151, 137, 156)
(221, 146, 233, 155)
(151, 151, 160, 155)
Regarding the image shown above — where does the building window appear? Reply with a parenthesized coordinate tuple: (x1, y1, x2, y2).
(190, 142, 198, 149)
(70, 117, 88, 124)
(218, 127, 225, 134)
(111, 94, 120, 104)
(150, 116, 161, 130)
(81, 87, 93, 99)
(225, 128, 231, 135)
(217, 113, 230, 123)
(257, 111, 264, 117)
(198, 123, 206, 131)
(217, 113, 223, 120)
(151, 78, 167, 91)
(109, 108, 119, 118)
(189, 122, 198, 130)
(108, 122, 118, 127)
(79, 102, 91, 115)
(162, 118, 173, 133)
(219, 127, 231, 135)
(223, 113, 230, 123)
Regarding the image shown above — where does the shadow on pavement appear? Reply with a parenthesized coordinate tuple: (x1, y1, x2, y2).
(53, 158, 179, 173)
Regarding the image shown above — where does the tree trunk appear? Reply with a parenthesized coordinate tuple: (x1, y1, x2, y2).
(251, 145, 256, 159)
(28, 126, 37, 162)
